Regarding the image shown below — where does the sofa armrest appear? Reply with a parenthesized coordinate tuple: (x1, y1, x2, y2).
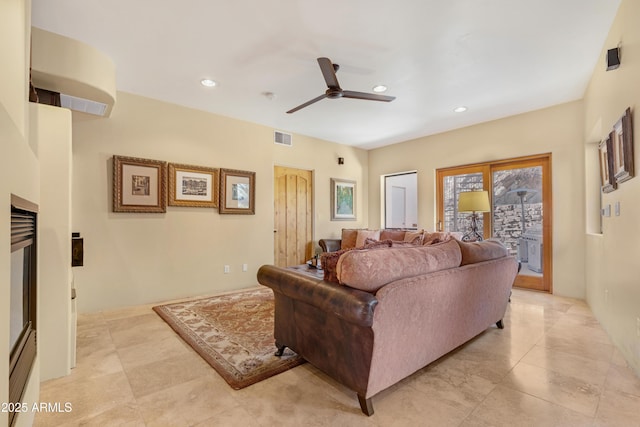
(319, 238, 341, 253)
(257, 265, 377, 327)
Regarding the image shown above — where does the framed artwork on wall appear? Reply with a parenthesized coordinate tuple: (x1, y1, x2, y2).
(113, 155, 167, 213)
(612, 107, 634, 184)
(168, 163, 219, 208)
(331, 178, 356, 221)
(219, 168, 256, 214)
(598, 136, 617, 193)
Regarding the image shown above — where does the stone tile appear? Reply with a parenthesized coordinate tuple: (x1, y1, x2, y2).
(464, 384, 593, 427)
(520, 344, 611, 386)
(537, 331, 615, 363)
(500, 362, 601, 417)
(136, 376, 239, 427)
(124, 353, 219, 399)
(35, 371, 135, 426)
(604, 363, 640, 397)
(107, 312, 176, 349)
(116, 333, 193, 370)
(594, 388, 640, 426)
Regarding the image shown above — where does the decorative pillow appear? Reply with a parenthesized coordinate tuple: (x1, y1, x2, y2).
(336, 239, 462, 292)
(403, 230, 424, 245)
(341, 228, 361, 250)
(364, 238, 393, 249)
(423, 231, 453, 245)
(456, 239, 508, 266)
(380, 229, 407, 241)
(321, 248, 353, 283)
(355, 229, 380, 248)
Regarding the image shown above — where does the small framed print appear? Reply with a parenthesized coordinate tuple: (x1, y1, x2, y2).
(168, 163, 219, 208)
(598, 136, 617, 193)
(219, 168, 255, 214)
(612, 107, 634, 184)
(330, 178, 357, 221)
(113, 155, 167, 213)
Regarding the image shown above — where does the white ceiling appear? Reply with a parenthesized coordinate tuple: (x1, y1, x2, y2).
(31, 0, 620, 149)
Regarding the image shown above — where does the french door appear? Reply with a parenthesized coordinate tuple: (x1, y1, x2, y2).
(436, 154, 552, 292)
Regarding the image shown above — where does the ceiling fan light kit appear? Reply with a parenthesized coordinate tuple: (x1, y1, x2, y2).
(287, 57, 395, 114)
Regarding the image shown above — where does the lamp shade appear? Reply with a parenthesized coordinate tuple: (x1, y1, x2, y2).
(458, 190, 490, 213)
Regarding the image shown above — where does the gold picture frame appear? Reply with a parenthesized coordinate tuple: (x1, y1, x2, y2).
(168, 163, 219, 208)
(612, 107, 634, 184)
(598, 136, 617, 193)
(113, 155, 167, 213)
(219, 168, 256, 214)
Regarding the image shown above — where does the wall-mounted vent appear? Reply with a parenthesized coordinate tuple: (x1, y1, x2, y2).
(60, 94, 108, 116)
(274, 131, 292, 147)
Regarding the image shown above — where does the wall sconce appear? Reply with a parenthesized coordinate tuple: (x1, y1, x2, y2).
(338, 157, 344, 165)
(606, 47, 620, 71)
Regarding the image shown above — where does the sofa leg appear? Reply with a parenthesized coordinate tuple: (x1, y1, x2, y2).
(274, 343, 286, 357)
(496, 319, 504, 329)
(357, 394, 374, 416)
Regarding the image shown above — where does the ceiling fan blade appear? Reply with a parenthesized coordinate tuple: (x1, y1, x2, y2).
(286, 94, 328, 114)
(342, 91, 396, 102)
(318, 57, 340, 89)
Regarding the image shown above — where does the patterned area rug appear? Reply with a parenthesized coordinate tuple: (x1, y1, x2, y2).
(153, 287, 304, 389)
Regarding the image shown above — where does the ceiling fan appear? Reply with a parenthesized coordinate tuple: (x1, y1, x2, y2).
(286, 57, 396, 114)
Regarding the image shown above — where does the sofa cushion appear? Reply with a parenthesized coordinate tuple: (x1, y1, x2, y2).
(340, 229, 361, 250)
(456, 239, 508, 266)
(403, 230, 424, 244)
(379, 229, 406, 241)
(336, 239, 462, 292)
(355, 229, 381, 248)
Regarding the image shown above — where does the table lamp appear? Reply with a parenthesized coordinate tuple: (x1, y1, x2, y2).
(458, 190, 490, 242)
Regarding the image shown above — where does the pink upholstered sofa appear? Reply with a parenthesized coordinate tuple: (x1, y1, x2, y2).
(257, 238, 518, 416)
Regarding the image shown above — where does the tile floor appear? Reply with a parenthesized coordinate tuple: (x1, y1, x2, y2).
(34, 288, 640, 427)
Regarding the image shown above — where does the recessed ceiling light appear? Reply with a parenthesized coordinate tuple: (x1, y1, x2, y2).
(453, 106, 468, 113)
(200, 79, 217, 87)
(372, 85, 388, 93)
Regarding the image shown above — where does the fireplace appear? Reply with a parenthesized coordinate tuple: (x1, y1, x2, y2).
(9, 195, 38, 426)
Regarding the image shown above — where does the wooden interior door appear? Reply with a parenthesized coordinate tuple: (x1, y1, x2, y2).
(274, 166, 313, 267)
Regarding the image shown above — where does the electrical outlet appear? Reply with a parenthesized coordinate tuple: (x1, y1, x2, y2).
(615, 201, 621, 216)
(242, 263, 248, 272)
(224, 265, 230, 274)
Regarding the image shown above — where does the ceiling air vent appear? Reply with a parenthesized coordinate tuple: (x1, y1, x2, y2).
(274, 131, 292, 147)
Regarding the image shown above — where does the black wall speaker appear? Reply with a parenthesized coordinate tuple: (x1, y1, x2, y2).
(607, 47, 620, 71)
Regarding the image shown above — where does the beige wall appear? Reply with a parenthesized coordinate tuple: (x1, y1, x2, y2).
(71, 91, 368, 312)
(368, 101, 586, 298)
(1, 1, 41, 426)
(583, 0, 640, 375)
(36, 103, 73, 381)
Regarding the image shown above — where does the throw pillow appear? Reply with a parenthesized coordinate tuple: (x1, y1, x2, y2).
(364, 238, 393, 249)
(321, 248, 353, 283)
(341, 228, 361, 250)
(380, 229, 407, 241)
(403, 230, 424, 245)
(456, 239, 508, 265)
(355, 229, 381, 248)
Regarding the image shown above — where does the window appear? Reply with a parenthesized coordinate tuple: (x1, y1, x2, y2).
(384, 172, 418, 229)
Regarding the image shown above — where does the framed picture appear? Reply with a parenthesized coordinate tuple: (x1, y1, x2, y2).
(168, 163, 219, 208)
(219, 168, 255, 214)
(612, 107, 634, 183)
(331, 178, 356, 221)
(598, 136, 617, 193)
(113, 155, 167, 213)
